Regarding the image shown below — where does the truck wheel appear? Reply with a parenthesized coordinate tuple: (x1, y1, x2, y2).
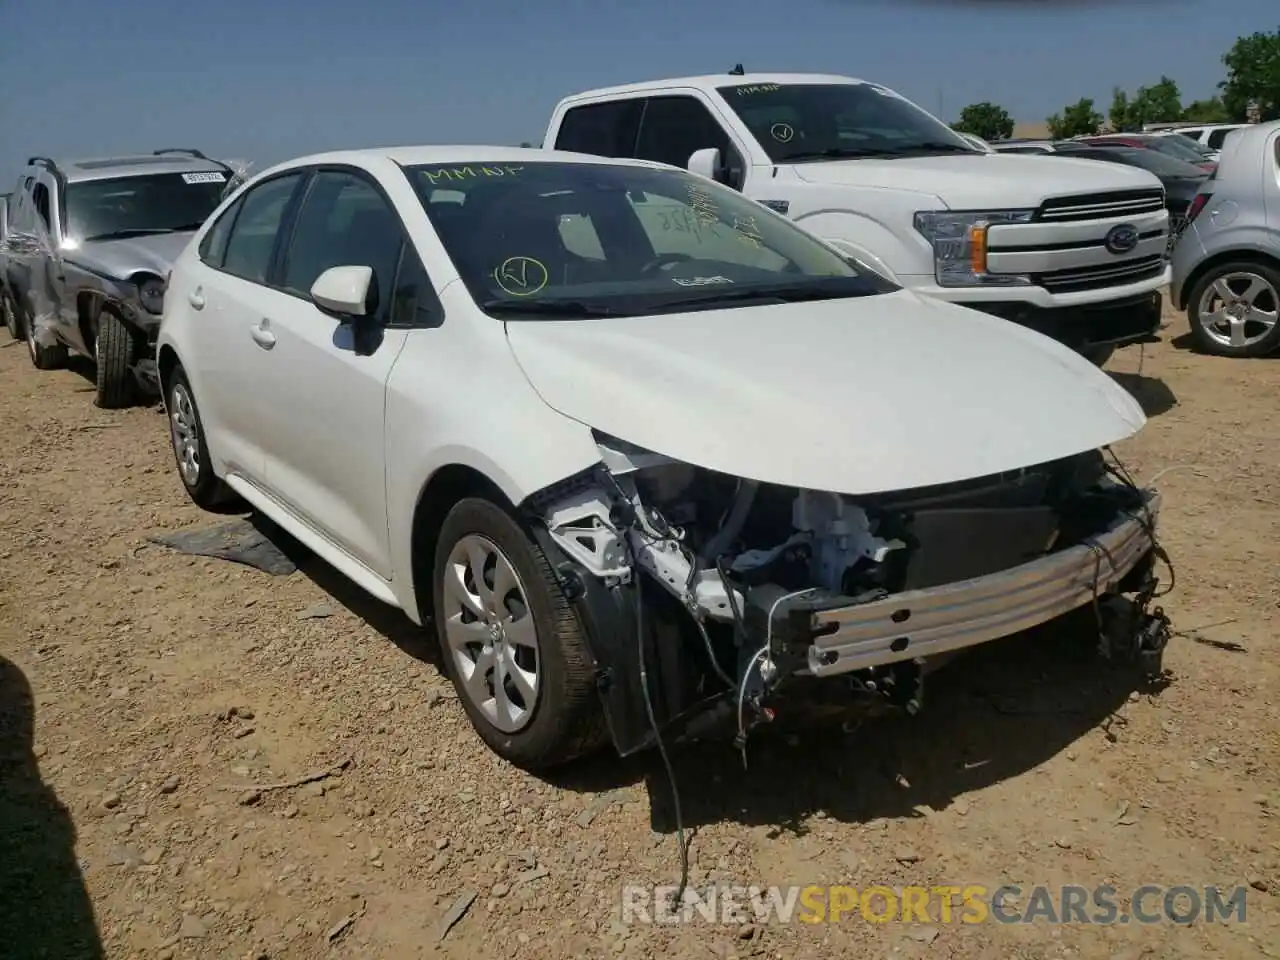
(166, 366, 235, 509)
(2, 290, 18, 340)
(25, 309, 67, 370)
(432, 497, 606, 771)
(1187, 261, 1280, 358)
(94, 310, 137, 409)
(1080, 344, 1115, 367)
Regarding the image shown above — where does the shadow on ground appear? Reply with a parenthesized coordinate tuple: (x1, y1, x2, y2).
(192, 513, 1169, 839)
(0, 656, 105, 960)
(1109, 370, 1178, 417)
(553, 609, 1172, 839)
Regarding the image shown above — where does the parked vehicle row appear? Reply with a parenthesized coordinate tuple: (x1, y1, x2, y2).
(8, 72, 1277, 770)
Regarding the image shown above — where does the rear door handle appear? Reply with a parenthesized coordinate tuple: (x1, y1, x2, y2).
(250, 320, 277, 350)
(188, 288, 205, 310)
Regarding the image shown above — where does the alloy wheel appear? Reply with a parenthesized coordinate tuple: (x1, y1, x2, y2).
(169, 382, 202, 487)
(439, 534, 541, 733)
(1196, 271, 1279, 349)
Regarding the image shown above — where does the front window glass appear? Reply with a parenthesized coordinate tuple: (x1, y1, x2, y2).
(64, 172, 229, 244)
(715, 82, 979, 163)
(407, 161, 894, 318)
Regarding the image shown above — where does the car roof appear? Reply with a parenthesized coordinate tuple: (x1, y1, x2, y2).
(252, 145, 673, 179)
(32, 153, 230, 184)
(557, 72, 868, 103)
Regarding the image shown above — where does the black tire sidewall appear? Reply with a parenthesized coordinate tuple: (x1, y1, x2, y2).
(2, 291, 17, 339)
(94, 310, 137, 408)
(1188, 261, 1280, 358)
(432, 497, 582, 767)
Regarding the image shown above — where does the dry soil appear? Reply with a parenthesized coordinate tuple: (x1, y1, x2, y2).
(0, 304, 1277, 960)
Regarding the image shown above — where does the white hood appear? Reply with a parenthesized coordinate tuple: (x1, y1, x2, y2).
(505, 290, 1146, 495)
(787, 154, 1163, 209)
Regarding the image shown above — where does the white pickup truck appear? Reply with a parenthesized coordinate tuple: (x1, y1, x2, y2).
(542, 71, 1171, 365)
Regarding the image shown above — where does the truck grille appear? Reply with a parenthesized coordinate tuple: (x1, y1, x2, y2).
(1034, 254, 1165, 293)
(1034, 189, 1165, 223)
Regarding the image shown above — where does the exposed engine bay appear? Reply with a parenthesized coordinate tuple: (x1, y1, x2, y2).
(527, 430, 1171, 759)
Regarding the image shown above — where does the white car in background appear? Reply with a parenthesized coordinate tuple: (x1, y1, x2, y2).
(156, 146, 1169, 771)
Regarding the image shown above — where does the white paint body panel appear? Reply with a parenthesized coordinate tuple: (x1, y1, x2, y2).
(157, 144, 1148, 629)
(506, 289, 1146, 495)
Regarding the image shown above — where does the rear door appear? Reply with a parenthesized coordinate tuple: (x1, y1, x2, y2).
(178, 171, 308, 484)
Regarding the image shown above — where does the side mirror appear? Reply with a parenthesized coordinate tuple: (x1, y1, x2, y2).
(310, 264, 373, 317)
(687, 147, 724, 184)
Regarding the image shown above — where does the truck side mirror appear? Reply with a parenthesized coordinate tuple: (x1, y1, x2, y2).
(687, 148, 724, 184)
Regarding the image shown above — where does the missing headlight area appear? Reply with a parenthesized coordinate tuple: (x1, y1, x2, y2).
(530, 431, 1170, 760)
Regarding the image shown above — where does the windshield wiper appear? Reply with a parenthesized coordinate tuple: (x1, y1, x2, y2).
(81, 227, 179, 242)
(656, 281, 878, 311)
(479, 298, 625, 319)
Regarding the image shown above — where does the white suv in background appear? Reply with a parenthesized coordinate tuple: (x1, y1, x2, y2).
(156, 145, 1164, 772)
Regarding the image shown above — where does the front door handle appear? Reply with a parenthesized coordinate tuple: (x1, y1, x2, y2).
(188, 288, 205, 310)
(250, 320, 277, 350)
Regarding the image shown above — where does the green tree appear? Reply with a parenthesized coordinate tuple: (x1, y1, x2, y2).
(1220, 27, 1280, 121)
(1109, 87, 1130, 132)
(1046, 98, 1103, 139)
(1125, 76, 1182, 129)
(1182, 97, 1231, 123)
(952, 101, 1014, 141)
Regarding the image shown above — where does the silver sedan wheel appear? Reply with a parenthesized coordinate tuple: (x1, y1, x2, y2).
(169, 383, 202, 487)
(440, 534, 541, 733)
(1197, 271, 1279, 349)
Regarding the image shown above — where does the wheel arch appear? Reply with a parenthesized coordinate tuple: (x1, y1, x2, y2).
(407, 463, 517, 626)
(1178, 248, 1280, 311)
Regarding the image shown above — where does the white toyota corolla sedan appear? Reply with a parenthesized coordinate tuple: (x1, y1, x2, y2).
(157, 146, 1168, 771)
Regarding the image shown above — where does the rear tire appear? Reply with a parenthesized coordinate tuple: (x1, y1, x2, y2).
(1187, 260, 1280, 358)
(2, 289, 18, 340)
(432, 496, 607, 771)
(94, 310, 137, 409)
(1080, 344, 1116, 367)
(166, 365, 234, 509)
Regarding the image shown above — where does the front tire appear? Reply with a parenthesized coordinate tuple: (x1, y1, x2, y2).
(432, 497, 606, 771)
(166, 366, 233, 509)
(94, 310, 137, 409)
(1187, 261, 1280, 358)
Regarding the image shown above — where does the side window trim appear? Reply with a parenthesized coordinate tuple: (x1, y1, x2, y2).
(207, 170, 308, 286)
(198, 195, 246, 269)
(634, 93, 749, 186)
(271, 163, 446, 328)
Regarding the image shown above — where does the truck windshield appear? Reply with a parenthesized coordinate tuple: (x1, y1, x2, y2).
(716, 82, 980, 163)
(64, 172, 229, 243)
(406, 161, 897, 318)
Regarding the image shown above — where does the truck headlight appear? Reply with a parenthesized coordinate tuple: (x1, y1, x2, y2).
(137, 276, 166, 314)
(913, 209, 1036, 287)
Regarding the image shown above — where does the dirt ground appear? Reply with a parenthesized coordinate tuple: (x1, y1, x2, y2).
(1, 301, 1278, 960)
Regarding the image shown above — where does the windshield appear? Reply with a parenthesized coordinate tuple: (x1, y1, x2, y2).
(407, 161, 895, 318)
(64, 172, 229, 243)
(1145, 136, 1213, 163)
(715, 82, 980, 163)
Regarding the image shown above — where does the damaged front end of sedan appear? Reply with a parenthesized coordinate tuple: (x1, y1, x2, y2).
(523, 430, 1171, 760)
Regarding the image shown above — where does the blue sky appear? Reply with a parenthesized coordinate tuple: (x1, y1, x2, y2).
(0, 0, 1272, 186)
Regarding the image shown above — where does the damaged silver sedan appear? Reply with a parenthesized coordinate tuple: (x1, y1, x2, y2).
(154, 146, 1172, 771)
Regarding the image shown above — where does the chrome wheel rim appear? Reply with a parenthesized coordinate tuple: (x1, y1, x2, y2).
(440, 534, 540, 733)
(1197, 271, 1279, 349)
(169, 383, 202, 487)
